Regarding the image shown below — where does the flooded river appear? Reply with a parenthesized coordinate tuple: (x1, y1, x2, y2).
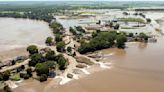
(15, 13, 164, 92)
(0, 18, 53, 60)
(49, 18, 164, 92)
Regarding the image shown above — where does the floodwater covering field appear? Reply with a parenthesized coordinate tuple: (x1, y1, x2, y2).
(0, 18, 53, 60)
(50, 17, 164, 92)
(14, 12, 164, 92)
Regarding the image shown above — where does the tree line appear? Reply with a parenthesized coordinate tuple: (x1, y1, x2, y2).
(78, 31, 127, 54)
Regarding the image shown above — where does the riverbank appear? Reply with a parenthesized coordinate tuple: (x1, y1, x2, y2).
(2, 11, 164, 92)
(38, 36, 164, 92)
(13, 36, 164, 92)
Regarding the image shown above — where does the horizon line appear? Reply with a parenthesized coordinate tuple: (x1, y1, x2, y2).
(0, 0, 164, 2)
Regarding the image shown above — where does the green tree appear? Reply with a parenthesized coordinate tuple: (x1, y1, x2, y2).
(26, 68, 32, 77)
(23, 74, 30, 79)
(114, 24, 120, 30)
(39, 74, 47, 82)
(45, 50, 56, 60)
(29, 54, 44, 66)
(45, 37, 53, 45)
(44, 61, 56, 69)
(128, 33, 134, 37)
(27, 45, 38, 55)
(55, 34, 62, 43)
(49, 22, 63, 34)
(35, 63, 49, 76)
(69, 27, 77, 35)
(92, 32, 98, 38)
(3, 70, 10, 81)
(75, 26, 85, 33)
(146, 18, 151, 23)
(56, 41, 65, 52)
(139, 32, 148, 41)
(116, 34, 127, 48)
(67, 46, 72, 53)
(55, 54, 67, 70)
(0, 73, 3, 81)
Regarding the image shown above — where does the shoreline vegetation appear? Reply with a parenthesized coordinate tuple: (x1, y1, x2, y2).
(0, 2, 163, 92)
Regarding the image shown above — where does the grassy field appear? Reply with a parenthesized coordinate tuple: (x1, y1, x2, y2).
(119, 18, 145, 23)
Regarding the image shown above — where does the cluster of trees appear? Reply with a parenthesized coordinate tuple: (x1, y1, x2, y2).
(69, 27, 77, 35)
(78, 31, 127, 54)
(75, 26, 86, 33)
(0, 12, 54, 23)
(146, 18, 151, 23)
(56, 41, 66, 52)
(0, 5, 62, 23)
(26, 45, 68, 81)
(49, 21, 64, 34)
(49, 21, 66, 52)
(69, 26, 86, 42)
(0, 67, 32, 82)
(45, 37, 54, 46)
(139, 32, 149, 41)
(127, 32, 149, 42)
(0, 70, 11, 81)
(69, 26, 85, 36)
(123, 12, 146, 18)
(19, 68, 33, 80)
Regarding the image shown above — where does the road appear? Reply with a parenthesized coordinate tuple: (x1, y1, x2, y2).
(0, 59, 30, 72)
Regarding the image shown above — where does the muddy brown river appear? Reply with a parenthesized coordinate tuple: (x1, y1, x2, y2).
(47, 14, 164, 92)
(15, 14, 164, 92)
(0, 18, 53, 61)
(48, 36, 164, 92)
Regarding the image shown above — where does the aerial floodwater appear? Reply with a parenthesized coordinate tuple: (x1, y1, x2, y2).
(49, 17, 164, 92)
(0, 18, 53, 60)
(1, 1, 164, 92)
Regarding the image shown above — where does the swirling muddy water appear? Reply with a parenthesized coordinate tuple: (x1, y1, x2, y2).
(49, 18, 164, 92)
(14, 14, 164, 92)
(0, 18, 53, 60)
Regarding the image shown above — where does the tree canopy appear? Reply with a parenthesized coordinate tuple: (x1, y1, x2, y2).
(78, 31, 127, 54)
(56, 41, 66, 52)
(45, 37, 53, 45)
(27, 45, 38, 55)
